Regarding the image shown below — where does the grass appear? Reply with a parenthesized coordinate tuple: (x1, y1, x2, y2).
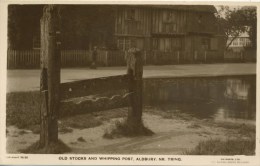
(103, 119, 154, 139)
(214, 122, 256, 137)
(60, 114, 103, 129)
(20, 139, 71, 154)
(185, 138, 255, 155)
(6, 91, 41, 129)
(6, 91, 104, 132)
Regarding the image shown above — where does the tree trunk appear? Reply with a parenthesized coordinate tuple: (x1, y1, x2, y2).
(40, 5, 60, 148)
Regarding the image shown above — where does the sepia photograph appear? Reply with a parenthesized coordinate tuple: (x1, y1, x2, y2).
(1, 1, 259, 165)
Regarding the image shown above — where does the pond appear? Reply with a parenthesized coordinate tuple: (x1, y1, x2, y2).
(143, 75, 256, 124)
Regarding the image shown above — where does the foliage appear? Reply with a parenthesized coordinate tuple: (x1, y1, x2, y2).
(185, 138, 255, 155)
(8, 5, 43, 49)
(8, 5, 116, 50)
(216, 6, 256, 49)
(240, 6, 257, 49)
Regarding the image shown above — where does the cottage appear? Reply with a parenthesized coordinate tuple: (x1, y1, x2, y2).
(227, 30, 252, 53)
(8, 5, 226, 68)
(114, 5, 225, 63)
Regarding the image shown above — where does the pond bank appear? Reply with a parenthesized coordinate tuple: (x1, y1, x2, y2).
(6, 106, 255, 155)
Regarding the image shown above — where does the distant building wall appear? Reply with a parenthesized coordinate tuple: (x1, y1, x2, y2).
(114, 5, 225, 62)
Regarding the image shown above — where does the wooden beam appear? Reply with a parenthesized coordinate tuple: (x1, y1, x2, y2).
(60, 74, 129, 100)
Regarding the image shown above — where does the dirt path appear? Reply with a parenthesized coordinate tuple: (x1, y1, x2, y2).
(6, 107, 253, 154)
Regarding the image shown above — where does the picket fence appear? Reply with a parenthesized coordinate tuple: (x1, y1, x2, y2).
(7, 49, 253, 69)
(224, 50, 256, 62)
(7, 50, 128, 69)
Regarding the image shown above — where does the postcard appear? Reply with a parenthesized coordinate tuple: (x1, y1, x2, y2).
(0, 0, 259, 165)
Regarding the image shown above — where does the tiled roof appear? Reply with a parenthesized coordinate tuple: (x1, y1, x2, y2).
(118, 5, 217, 13)
(148, 5, 217, 13)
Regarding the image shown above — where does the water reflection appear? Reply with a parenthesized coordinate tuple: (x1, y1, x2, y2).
(225, 79, 250, 100)
(144, 76, 256, 122)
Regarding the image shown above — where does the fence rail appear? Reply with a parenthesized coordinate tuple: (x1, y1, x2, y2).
(7, 49, 255, 69)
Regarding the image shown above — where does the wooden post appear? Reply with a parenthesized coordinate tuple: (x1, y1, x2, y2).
(105, 51, 109, 66)
(177, 51, 180, 64)
(126, 47, 143, 131)
(204, 51, 207, 63)
(144, 51, 147, 65)
(194, 50, 197, 62)
(153, 51, 157, 65)
(40, 5, 60, 148)
(240, 51, 243, 62)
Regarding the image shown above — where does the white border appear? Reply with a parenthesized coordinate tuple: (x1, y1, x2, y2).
(0, 1, 259, 165)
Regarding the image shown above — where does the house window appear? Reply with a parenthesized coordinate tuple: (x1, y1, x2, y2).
(165, 38, 171, 51)
(198, 15, 202, 24)
(201, 38, 210, 50)
(152, 38, 159, 50)
(171, 38, 181, 49)
(156, 38, 182, 52)
(125, 39, 131, 50)
(233, 38, 238, 46)
(127, 9, 135, 20)
(118, 11, 122, 24)
(162, 11, 176, 33)
(163, 11, 176, 23)
(245, 38, 251, 46)
(117, 38, 135, 51)
(240, 38, 245, 46)
(117, 39, 124, 50)
(210, 38, 218, 50)
(162, 23, 177, 33)
(159, 39, 166, 51)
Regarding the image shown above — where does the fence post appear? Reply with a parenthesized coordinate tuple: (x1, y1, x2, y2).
(126, 48, 144, 132)
(224, 51, 226, 62)
(14, 50, 17, 68)
(39, 5, 60, 149)
(105, 51, 109, 66)
(240, 52, 243, 62)
(194, 50, 197, 62)
(144, 51, 147, 65)
(177, 51, 180, 64)
(204, 51, 207, 63)
(153, 51, 157, 65)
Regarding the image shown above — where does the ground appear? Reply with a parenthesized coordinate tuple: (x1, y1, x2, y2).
(7, 63, 256, 92)
(6, 106, 255, 154)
